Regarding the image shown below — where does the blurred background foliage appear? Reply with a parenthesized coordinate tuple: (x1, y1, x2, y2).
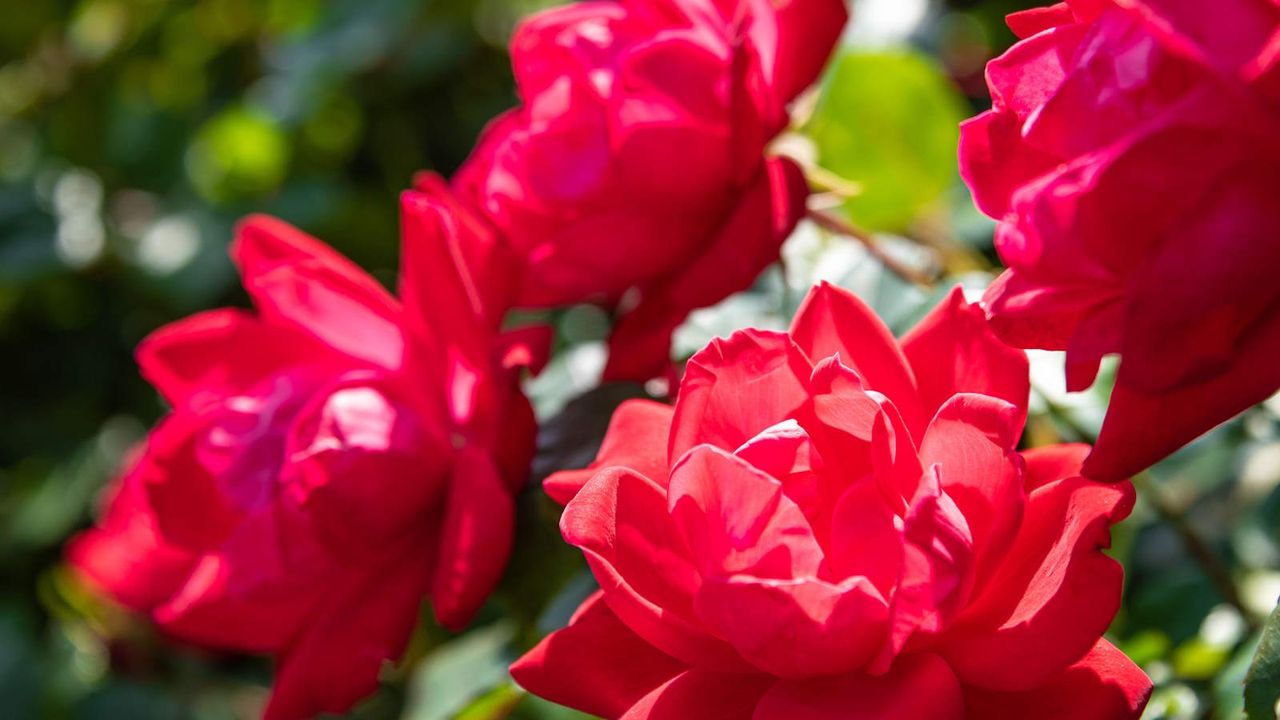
(1, 0, 1275, 718)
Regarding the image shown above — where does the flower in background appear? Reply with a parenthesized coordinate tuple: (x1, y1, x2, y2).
(68, 195, 547, 719)
(426, 0, 848, 382)
(961, 0, 1280, 480)
(515, 283, 1151, 719)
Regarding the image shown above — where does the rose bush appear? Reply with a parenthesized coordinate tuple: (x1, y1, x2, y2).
(961, 0, 1280, 480)
(422, 0, 847, 381)
(67, 193, 546, 719)
(514, 283, 1151, 719)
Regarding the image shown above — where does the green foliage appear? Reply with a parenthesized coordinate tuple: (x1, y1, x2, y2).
(1247, 603, 1280, 719)
(805, 48, 968, 233)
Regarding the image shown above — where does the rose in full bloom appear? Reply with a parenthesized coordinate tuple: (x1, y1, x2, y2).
(960, 0, 1280, 480)
(428, 0, 847, 381)
(514, 283, 1151, 719)
(68, 193, 547, 719)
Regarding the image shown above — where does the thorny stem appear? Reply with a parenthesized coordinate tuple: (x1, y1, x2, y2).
(805, 207, 936, 288)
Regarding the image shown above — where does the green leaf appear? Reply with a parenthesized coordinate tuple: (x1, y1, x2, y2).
(805, 47, 967, 232)
(405, 623, 516, 720)
(1245, 600, 1280, 719)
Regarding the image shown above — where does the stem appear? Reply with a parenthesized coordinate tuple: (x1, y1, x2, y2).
(805, 208, 935, 288)
(1131, 472, 1259, 630)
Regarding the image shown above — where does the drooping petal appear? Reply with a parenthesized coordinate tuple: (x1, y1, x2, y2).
(511, 592, 688, 719)
(963, 639, 1152, 719)
(430, 448, 515, 630)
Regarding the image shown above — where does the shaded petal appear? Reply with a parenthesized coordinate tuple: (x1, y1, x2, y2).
(603, 157, 807, 382)
(963, 639, 1151, 719)
(511, 592, 687, 719)
(562, 467, 750, 670)
(753, 652, 965, 720)
(264, 551, 433, 720)
(940, 474, 1134, 692)
(544, 399, 675, 505)
(694, 574, 889, 677)
(1006, 3, 1078, 39)
(430, 448, 515, 630)
(622, 670, 773, 720)
(901, 286, 1030, 428)
(232, 216, 403, 371)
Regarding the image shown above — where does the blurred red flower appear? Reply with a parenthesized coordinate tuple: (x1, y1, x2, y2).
(68, 195, 547, 719)
(961, 0, 1280, 480)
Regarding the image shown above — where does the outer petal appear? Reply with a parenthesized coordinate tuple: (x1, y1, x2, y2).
(753, 653, 965, 720)
(66, 473, 195, 611)
(963, 639, 1151, 720)
(430, 448, 515, 630)
(264, 551, 433, 720)
(562, 467, 750, 670)
(544, 399, 675, 505)
(749, 0, 849, 108)
(789, 282, 925, 438)
(1006, 3, 1078, 39)
(668, 329, 808, 464)
(622, 670, 773, 720)
(232, 216, 403, 371)
(136, 309, 327, 408)
(511, 592, 687, 719)
(603, 157, 808, 382)
(901, 286, 1031, 428)
(958, 110, 1062, 219)
(939, 474, 1135, 692)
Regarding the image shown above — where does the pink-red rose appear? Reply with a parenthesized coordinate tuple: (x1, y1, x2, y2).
(513, 283, 1151, 719)
(68, 194, 546, 719)
(961, 0, 1280, 480)
(437, 0, 847, 381)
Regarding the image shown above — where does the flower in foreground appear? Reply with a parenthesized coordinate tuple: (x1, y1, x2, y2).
(68, 194, 546, 718)
(961, 0, 1280, 480)
(428, 0, 847, 381)
(515, 283, 1151, 719)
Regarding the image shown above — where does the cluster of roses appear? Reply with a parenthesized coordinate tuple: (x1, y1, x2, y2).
(68, 0, 1279, 718)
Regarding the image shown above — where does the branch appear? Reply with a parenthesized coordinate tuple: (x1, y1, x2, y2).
(805, 208, 935, 288)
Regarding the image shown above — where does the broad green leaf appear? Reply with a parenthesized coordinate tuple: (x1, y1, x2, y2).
(806, 48, 967, 232)
(405, 623, 516, 720)
(1245, 601, 1280, 718)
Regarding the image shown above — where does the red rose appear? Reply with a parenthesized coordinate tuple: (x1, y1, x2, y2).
(436, 0, 847, 381)
(961, 0, 1280, 480)
(514, 283, 1151, 719)
(68, 194, 547, 719)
